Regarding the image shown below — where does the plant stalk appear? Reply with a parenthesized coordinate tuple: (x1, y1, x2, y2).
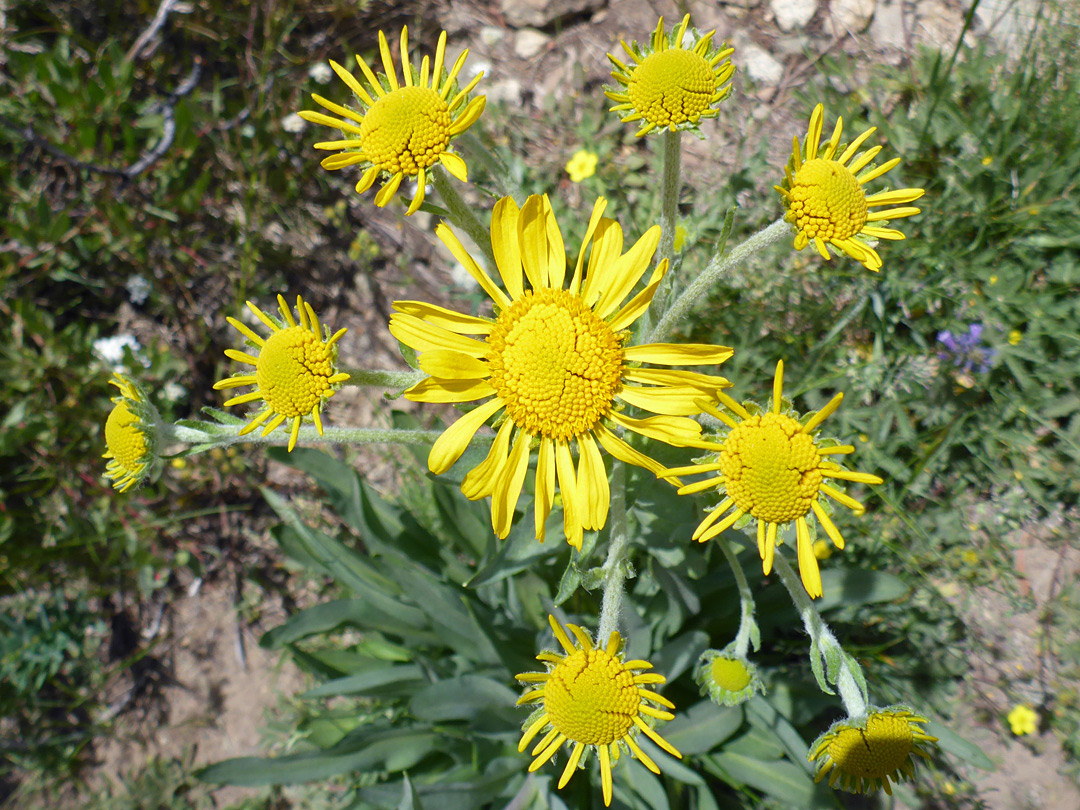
(431, 164, 496, 271)
(597, 460, 629, 644)
(715, 535, 758, 657)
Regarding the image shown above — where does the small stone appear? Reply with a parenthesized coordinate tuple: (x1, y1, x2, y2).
(827, 0, 877, 34)
(479, 26, 506, 48)
(486, 78, 523, 105)
(770, 0, 818, 31)
(869, 0, 906, 50)
(739, 44, 784, 86)
(500, 0, 606, 28)
(514, 29, 551, 59)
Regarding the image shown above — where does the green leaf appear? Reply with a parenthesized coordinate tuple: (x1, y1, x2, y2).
(302, 665, 426, 699)
(398, 773, 424, 810)
(619, 758, 670, 810)
(197, 729, 442, 786)
(709, 752, 818, 806)
(466, 518, 565, 589)
(408, 675, 518, 727)
(816, 568, 909, 611)
(651, 631, 710, 684)
(662, 700, 742, 755)
(553, 556, 582, 606)
(925, 721, 994, 771)
(745, 696, 814, 775)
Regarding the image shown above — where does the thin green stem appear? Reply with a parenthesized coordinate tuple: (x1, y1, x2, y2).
(772, 552, 868, 717)
(647, 218, 789, 343)
(431, 164, 496, 271)
(164, 421, 490, 450)
(649, 129, 683, 329)
(340, 367, 426, 389)
(597, 460, 629, 644)
(715, 535, 758, 657)
(458, 132, 523, 203)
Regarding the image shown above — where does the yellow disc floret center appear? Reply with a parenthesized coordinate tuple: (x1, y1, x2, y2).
(360, 86, 451, 175)
(256, 327, 337, 417)
(787, 158, 868, 241)
(105, 402, 148, 470)
(487, 288, 624, 441)
(710, 657, 752, 692)
(720, 412, 823, 523)
(827, 714, 915, 779)
(628, 49, 714, 127)
(544, 649, 640, 745)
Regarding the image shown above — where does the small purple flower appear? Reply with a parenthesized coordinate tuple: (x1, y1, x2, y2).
(937, 324, 996, 373)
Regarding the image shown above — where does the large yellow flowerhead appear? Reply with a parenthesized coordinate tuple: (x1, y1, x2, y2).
(669, 360, 882, 598)
(213, 294, 350, 452)
(390, 194, 733, 548)
(516, 615, 682, 806)
(776, 103, 925, 271)
(102, 374, 162, 493)
(299, 26, 486, 215)
(605, 14, 735, 138)
(809, 707, 937, 795)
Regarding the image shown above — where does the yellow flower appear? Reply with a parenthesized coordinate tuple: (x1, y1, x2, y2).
(810, 707, 937, 795)
(299, 26, 486, 215)
(213, 294, 350, 452)
(775, 104, 925, 271)
(565, 149, 598, 182)
(669, 361, 882, 598)
(1007, 704, 1038, 736)
(605, 14, 735, 138)
(693, 646, 764, 707)
(1009, 329, 1023, 345)
(103, 374, 162, 493)
(390, 194, 732, 548)
(516, 615, 681, 806)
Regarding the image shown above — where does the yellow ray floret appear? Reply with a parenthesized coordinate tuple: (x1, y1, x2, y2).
(213, 294, 350, 452)
(299, 26, 486, 215)
(809, 707, 937, 795)
(775, 103, 924, 271)
(516, 615, 682, 806)
(389, 193, 733, 548)
(102, 373, 161, 493)
(605, 14, 735, 137)
(668, 360, 882, 598)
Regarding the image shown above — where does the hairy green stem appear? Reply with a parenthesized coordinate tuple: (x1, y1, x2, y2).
(340, 367, 427, 389)
(647, 218, 789, 343)
(715, 535, 758, 657)
(457, 132, 523, 203)
(772, 552, 868, 717)
(597, 460, 629, 643)
(658, 128, 682, 268)
(164, 421, 489, 450)
(431, 164, 496, 270)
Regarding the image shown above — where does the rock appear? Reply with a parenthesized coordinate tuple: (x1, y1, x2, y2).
(827, 0, 877, 34)
(869, 0, 907, 50)
(739, 44, 784, 86)
(486, 78, 523, 105)
(479, 26, 506, 48)
(500, 0, 606, 28)
(514, 29, 551, 58)
(912, 0, 966, 50)
(770, 0, 818, 31)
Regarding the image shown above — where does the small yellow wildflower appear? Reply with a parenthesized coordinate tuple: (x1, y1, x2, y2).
(809, 706, 937, 795)
(673, 224, 688, 252)
(775, 104, 925, 271)
(988, 274, 998, 285)
(214, 294, 350, 452)
(981, 155, 993, 166)
(390, 194, 732, 548)
(515, 615, 681, 806)
(668, 360, 882, 598)
(565, 149, 598, 182)
(1009, 330, 1023, 345)
(813, 538, 833, 560)
(299, 27, 486, 215)
(1007, 704, 1038, 736)
(103, 374, 163, 493)
(605, 14, 735, 138)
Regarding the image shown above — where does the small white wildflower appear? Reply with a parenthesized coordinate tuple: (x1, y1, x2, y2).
(94, 334, 142, 369)
(464, 59, 490, 81)
(125, 275, 151, 305)
(308, 62, 333, 84)
(162, 381, 187, 402)
(282, 113, 306, 133)
(449, 260, 479, 292)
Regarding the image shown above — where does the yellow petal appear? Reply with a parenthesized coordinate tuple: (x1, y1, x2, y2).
(594, 225, 662, 319)
(490, 196, 524, 299)
(436, 222, 511, 310)
(462, 418, 514, 500)
(617, 385, 711, 416)
(610, 412, 702, 447)
(577, 433, 609, 531)
(438, 151, 468, 181)
(392, 300, 492, 334)
(417, 349, 490, 379)
(580, 218, 624, 307)
(404, 377, 495, 403)
(555, 440, 583, 550)
(492, 432, 531, 538)
(389, 312, 488, 357)
(534, 437, 556, 539)
(593, 423, 671, 481)
(622, 367, 730, 391)
(623, 343, 734, 366)
(373, 173, 404, 207)
(519, 195, 551, 291)
(569, 196, 608, 296)
(428, 398, 504, 474)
